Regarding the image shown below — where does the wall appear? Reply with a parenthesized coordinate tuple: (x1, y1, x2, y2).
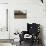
(0, 0, 8, 3)
(43, 1, 46, 45)
(9, 0, 46, 46)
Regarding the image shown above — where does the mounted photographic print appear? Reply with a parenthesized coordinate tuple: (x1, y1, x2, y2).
(14, 10, 27, 19)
